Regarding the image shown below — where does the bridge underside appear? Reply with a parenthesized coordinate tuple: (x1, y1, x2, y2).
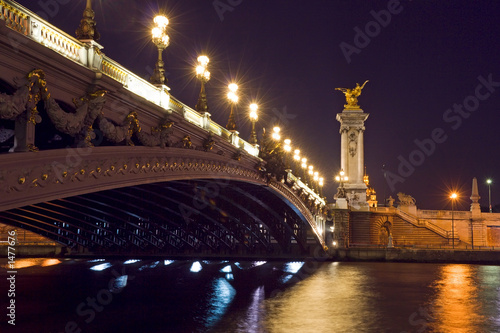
(0, 180, 321, 257)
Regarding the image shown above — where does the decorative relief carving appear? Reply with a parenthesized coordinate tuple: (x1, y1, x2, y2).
(348, 130, 358, 157)
(202, 133, 215, 152)
(177, 135, 192, 149)
(339, 125, 349, 134)
(0, 69, 47, 122)
(44, 90, 107, 147)
(1, 154, 264, 195)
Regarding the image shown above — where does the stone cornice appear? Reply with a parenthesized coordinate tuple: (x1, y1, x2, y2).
(0, 146, 264, 211)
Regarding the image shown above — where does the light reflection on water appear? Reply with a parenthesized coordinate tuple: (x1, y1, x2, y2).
(2, 259, 500, 333)
(235, 286, 265, 332)
(428, 264, 500, 333)
(263, 263, 380, 333)
(1, 257, 61, 269)
(202, 277, 236, 329)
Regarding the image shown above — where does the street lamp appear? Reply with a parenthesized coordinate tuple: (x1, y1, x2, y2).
(150, 15, 170, 85)
(335, 169, 348, 198)
(195, 55, 210, 113)
(450, 192, 457, 249)
(487, 179, 493, 213)
(313, 171, 319, 193)
(249, 103, 258, 145)
(283, 139, 291, 170)
(283, 139, 291, 151)
(271, 126, 280, 141)
(226, 83, 239, 131)
(301, 157, 307, 181)
(293, 149, 300, 174)
(319, 177, 324, 197)
(308, 165, 314, 185)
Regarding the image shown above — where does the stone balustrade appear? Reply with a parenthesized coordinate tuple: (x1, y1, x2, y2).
(0, 0, 258, 157)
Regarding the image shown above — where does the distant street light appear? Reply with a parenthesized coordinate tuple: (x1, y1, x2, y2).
(195, 55, 210, 113)
(249, 103, 258, 145)
(150, 15, 170, 85)
(487, 179, 493, 213)
(450, 192, 457, 249)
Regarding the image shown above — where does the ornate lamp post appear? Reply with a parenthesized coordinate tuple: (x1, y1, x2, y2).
(283, 139, 292, 170)
(487, 179, 493, 213)
(271, 126, 281, 141)
(293, 149, 300, 174)
(308, 165, 314, 185)
(249, 103, 258, 145)
(450, 192, 457, 249)
(319, 177, 324, 197)
(313, 171, 319, 193)
(335, 169, 348, 199)
(195, 55, 210, 113)
(76, 0, 100, 41)
(301, 157, 308, 181)
(226, 83, 239, 131)
(150, 15, 170, 85)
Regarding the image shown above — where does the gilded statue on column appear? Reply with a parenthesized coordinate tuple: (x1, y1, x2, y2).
(335, 80, 369, 109)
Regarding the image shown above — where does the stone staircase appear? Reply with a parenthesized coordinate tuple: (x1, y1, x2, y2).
(395, 209, 455, 246)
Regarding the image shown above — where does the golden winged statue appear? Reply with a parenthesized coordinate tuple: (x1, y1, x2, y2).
(335, 80, 369, 109)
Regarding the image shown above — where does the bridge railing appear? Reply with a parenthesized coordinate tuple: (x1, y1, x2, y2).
(419, 209, 471, 220)
(0, 0, 259, 157)
(286, 171, 325, 208)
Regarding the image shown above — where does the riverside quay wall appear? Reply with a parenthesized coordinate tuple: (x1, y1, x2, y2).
(331, 247, 500, 264)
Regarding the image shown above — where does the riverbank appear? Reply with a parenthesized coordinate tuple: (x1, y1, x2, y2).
(0, 245, 62, 257)
(331, 247, 500, 264)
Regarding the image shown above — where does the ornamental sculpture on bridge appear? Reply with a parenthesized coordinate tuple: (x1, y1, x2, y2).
(397, 192, 416, 206)
(335, 80, 369, 109)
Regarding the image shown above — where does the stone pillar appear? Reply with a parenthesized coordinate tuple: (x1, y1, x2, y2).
(336, 109, 369, 210)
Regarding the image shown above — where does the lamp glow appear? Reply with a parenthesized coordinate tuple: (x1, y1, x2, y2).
(487, 179, 493, 213)
(272, 127, 281, 140)
(150, 14, 170, 85)
(195, 55, 210, 113)
(154, 15, 169, 27)
(249, 103, 258, 145)
(226, 83, 239, 131)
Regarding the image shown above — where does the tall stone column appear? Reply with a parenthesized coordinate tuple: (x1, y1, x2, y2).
(336, 109, 369, 210)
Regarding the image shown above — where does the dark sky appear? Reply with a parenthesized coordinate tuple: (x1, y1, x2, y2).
(17, 0, 500, 210)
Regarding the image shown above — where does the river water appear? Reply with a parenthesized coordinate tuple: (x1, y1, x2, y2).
(1, 258, 500, 332)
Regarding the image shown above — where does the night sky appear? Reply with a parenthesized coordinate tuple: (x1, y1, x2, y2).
(16, 0, 500, 210)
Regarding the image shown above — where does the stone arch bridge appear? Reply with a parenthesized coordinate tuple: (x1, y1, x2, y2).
(0, 1, 327, 257)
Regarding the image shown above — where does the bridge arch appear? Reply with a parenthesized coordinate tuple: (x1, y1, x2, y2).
(0, 147, 326, 256)
(0, 5, 327, 257)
